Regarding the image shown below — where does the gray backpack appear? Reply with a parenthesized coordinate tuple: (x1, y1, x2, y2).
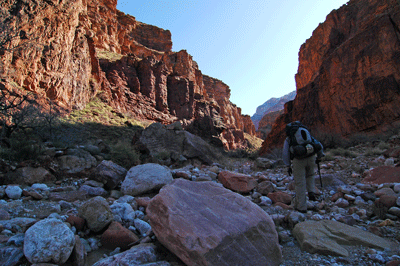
(286, 121, 322, 159)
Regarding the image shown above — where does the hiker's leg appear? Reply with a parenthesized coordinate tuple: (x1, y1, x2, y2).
(305, 155, 316, 194)
(293, 158, 307, 211)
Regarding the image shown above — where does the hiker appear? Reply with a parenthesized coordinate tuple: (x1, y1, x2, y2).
(282, 121, 324, 213)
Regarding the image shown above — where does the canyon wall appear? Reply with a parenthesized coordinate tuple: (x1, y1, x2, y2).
(0, 0, 255, 150)
(260, 0, 400, 154)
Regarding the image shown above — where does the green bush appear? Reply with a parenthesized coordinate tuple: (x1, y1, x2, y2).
(364, 147, 386, 157)
(110, 141, 140, 169)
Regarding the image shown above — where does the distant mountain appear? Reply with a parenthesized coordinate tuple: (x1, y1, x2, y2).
(251, 91, 296, 130)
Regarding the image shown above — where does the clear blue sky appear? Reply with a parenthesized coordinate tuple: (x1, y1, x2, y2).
(117, 1, 349, 116)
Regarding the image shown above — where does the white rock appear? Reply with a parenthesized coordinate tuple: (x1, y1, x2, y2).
(135, 210, 145, 220)
(335, 198, 349, 208)
(111, 202, 135, 224)
(344, 194, 356, 201)
(23, 218, 75, 264)
(384, 158, 395, 166)
(121, 163, 173, 196)
(388, 207, 400, 217)
(5, 185, 22, 200)
(31, 183, 49, 191)
(339, 186, 351, 194)
(134, 219, 151, 237)
(116, 195, 135, 204)
(259, 196, 272, 206)
(354, 196, 367, 205)
(394, 183, 400, 193)
(311, 214, 324, 221)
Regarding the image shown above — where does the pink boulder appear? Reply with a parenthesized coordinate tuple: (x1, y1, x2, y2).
(147, 178, 282, 266)
(101, 221, 139, 250)
(218, 170, 257, 193)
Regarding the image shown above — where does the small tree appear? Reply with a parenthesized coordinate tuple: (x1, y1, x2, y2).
(0, 86, 33, 139)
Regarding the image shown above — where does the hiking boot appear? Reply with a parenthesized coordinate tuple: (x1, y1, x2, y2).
(308, 192, 319, 201)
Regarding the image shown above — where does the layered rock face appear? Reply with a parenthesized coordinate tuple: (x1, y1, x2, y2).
(0, 0, 255, 149)
(260, 0, 400, 154)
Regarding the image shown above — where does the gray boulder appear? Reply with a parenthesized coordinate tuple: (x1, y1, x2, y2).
(78, 196, 113, 232)
(92, 243, 165, 266)
(23, 218, 75, 264)
(0, 217, 37, 233)
(79, 185, 108, 197)
(57, 148, 97, 174)
(121, 163, 173, 196)
(3, 167, 54, 185)
(90, 160, 127, 190)
(138, 122, 217, 165)
(293, 220, 395, 257)
(147, 178, 282, 266)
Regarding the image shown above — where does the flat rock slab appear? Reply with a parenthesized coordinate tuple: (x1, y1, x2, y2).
(293, 220, 394, 257)
(147, 178, 282, 266)
(363, 166, 400, 184)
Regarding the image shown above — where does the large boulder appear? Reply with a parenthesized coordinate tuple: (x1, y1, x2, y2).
(78, 196, 113, 233)
(138, 123, 217, 165)
(121, 163, 173, 196)
(23, 218, 76, 264)
(293, 220, 394, 257)
(147, 178, 282, 266)
(57, 148, 97, 174)
(2, 167, 55, 185)
(90, 160, 127, 190)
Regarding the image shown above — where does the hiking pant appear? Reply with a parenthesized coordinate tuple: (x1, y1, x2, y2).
(292, 154, 316, 211)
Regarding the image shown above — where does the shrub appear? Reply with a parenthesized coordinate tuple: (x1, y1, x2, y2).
(155, 150, 171, 161)
(110, 141, 140, 169)
(364, 147, 386, 157)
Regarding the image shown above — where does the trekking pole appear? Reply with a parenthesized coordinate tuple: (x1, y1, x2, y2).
(316, 159, 322, 188)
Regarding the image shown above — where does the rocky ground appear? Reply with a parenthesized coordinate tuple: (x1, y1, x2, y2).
(0, 136, 400, 265)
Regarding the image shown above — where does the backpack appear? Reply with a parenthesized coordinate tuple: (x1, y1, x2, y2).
(285, 121, 322, 159)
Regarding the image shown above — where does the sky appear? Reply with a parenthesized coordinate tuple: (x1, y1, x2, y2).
(117, 1, 349, 116)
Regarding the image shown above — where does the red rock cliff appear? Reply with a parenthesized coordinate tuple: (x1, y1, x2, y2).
(0, 0, 255, 150)
(260, 0, 400, 154)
